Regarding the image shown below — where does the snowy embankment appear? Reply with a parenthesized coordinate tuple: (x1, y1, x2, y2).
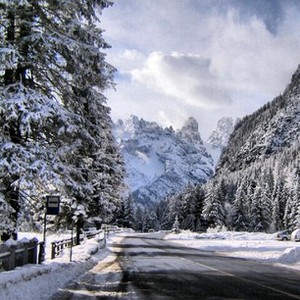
(164, 230, 300, 270)
(0, 231, 122, 300)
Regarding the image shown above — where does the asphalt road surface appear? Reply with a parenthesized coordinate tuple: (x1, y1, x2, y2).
(52, 232, 300, 299)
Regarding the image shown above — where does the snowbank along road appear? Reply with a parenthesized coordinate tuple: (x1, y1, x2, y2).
(52, 232, 300, 299)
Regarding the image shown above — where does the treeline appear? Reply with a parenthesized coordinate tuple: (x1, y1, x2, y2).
(0, 1, 124, 240)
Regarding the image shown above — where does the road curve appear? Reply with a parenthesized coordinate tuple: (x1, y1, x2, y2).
(51, 233, 300, 299)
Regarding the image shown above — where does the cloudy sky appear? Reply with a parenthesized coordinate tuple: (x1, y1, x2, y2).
(101, 0, 300, 139)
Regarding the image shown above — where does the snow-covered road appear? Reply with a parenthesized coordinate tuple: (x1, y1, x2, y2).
(1, 230, 300, 299)
(49, 232, 300, 299)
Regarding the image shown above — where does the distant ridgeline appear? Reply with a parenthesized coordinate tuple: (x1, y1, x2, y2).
(210, 64, 300, 232)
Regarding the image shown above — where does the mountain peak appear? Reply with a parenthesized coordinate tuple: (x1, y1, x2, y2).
(114, 115, 213, 205)
(284, 64, 300, 97)
(207, 117, 234, 149)
(182, 117, 198, 131)
(178, 117, 202, 144)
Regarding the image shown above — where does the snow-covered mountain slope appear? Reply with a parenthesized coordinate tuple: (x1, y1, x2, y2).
(114, 116, 214, 206)
(216, 64, 300, 173)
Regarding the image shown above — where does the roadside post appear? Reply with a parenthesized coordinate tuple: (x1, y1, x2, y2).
(70, 224, 74, 262)
(41, 195, 60, 262)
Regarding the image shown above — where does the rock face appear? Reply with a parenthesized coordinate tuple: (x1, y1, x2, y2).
(114, 116, 214, 206)
(205, 117, 235, 167)
(207, 117, 234, 149)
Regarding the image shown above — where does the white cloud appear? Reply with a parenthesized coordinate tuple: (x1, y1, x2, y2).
(102, 1, 300, 138)
(131, 52, 232, 109)
(104, 49, 146, 80)
(207, 9, 300, 99)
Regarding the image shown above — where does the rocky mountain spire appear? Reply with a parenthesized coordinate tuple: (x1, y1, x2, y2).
(178, 117, 203, 144)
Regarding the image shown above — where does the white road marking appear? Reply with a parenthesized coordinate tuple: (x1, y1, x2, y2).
(180, 257, 300, 300)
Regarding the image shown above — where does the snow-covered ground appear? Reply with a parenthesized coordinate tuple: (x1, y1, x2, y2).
(0, 231, 122, 300)
(0, 230, 300, 299)
(165, 230, 300, 270)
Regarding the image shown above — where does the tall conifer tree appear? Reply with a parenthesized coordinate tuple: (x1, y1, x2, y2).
(0, 0, 124, 239)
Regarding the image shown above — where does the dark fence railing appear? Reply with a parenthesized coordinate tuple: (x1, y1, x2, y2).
(0, 229, 106, 271)
(0, 238, 43, 271)
(51, 230, 104, 259)
(51, 237, 78, 259)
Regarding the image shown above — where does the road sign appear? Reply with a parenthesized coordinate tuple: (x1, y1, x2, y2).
(46, 195, 60, 215)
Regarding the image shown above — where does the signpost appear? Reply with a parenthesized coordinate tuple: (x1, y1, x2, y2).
(41, 195, 60, 262)
(46, 195, 60, 215)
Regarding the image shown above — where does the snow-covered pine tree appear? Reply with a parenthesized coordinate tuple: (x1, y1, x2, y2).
(201, 181, 226, 228)
(0, 0, 124, 239)
(166, 193, 184, 227)
(142, 210, 151, 233)
(180, 185, 196, 230)
(232, 176, 249, 231)
(271, 175, 287, 231)
(156, 199, 168, 230)
(118, 196, 135, 229)
(0, 0, 78, 240)
(248, 186, 264, 232)
(38, 0, 125, 235)
(282, 168, 300, 230)
(248, 182, 272, 232)
(193, 184, 206, 232)
(134, 206, 144, 232)
(291, 178, 300, 230)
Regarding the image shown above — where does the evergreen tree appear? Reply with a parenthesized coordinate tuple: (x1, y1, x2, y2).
(0, 0, 76, 239)
(182, 214, 196, 231)
(0, 0, 124, 239)
(291, 179, 300, 230)
(123, 196, 135, 229)
(39, 0, 124, 237)
(166, 193, 184, 227)
(202, 181, 226, 228)
(271, 176, 286, 231)
(180, 185, 196, 230)
(283, 193, 294, 230)
(156, 200, 168, 229)
(172, 215, 180, 233)
(134, 206, 144, 232)
(248, 183, 271, 232)
(295, 202, 300, 229)
(193, 184, 206, 231)
(142, 208, 152, 232)
(248, 186, 264, 232)
(232, 177, 248, 231)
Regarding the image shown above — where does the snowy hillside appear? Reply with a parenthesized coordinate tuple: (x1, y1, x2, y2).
(217, 65, 300, 173)
(206, 64, 300, 232)
(114, 116, 214, 205)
